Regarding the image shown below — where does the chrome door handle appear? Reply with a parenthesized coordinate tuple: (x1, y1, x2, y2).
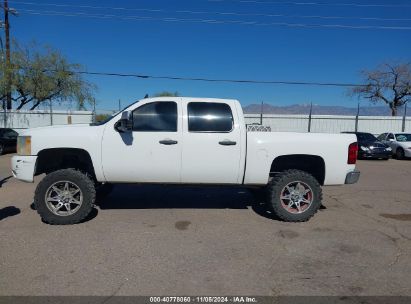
(159, 139, 178, 145)
(219, 140, 236, 146)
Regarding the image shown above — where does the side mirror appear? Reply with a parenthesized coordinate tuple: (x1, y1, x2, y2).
(114, 111, 132, 133)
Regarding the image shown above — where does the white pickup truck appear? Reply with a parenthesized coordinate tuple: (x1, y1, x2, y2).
(12, 97, 360, 224)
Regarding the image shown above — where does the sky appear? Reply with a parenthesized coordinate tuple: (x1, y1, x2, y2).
(7, 0, 411, 111)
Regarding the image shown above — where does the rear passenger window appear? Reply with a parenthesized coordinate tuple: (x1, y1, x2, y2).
(188, 102, 233, 132)
(132, 102, 177, 132)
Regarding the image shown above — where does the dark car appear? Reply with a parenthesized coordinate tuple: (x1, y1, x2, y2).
(342, 131, 392, 160)
(0, 128, 18, 155)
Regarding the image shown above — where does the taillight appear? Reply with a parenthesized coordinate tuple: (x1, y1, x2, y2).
(348, 142, 358, 164)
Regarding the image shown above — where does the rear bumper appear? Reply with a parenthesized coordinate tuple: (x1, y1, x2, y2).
(345, 170, 360, 184)
(11, 155, 37, 183)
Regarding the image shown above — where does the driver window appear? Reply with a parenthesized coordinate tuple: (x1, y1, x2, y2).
(132, 102, 177, 132)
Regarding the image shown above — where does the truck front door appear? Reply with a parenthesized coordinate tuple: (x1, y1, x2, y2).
(102, 100, 182, 183)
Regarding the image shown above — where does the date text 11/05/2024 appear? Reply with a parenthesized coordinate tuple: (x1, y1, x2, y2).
(149, 296, 257, 303)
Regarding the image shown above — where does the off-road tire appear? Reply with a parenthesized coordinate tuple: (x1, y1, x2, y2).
(0, 144, 4, 155)
(396, 148, 405, 160)
(267, 169, 322, 222)
(34, 169, 96, 225)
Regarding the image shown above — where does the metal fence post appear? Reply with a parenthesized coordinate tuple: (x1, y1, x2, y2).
(260, 101, 263, 125)
(93, 99, 96, 123)
(49, 99, 53, 126)
(1, 103, 5, 128)
(307, 102, 312, 132)
(402, 102, 408, 132)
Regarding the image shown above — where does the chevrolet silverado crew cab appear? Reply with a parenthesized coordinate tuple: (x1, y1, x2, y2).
(11, 97, 360, 225)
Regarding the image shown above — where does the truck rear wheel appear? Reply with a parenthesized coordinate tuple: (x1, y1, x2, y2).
(267, 169, 322, 222)
(34, 169, 96, 225)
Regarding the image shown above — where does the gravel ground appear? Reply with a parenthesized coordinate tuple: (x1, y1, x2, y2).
(0, 153, 410, 296)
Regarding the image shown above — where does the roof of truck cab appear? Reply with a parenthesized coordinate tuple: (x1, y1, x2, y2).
(141, 97, 239, 103)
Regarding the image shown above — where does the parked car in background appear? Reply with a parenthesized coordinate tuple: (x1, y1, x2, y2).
(378, 132, 411, 159)
(342, 132, 391, 160)
(0, 128, 18, 155)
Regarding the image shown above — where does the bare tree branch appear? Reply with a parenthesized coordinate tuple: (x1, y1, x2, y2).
(350, 62, 411, 116)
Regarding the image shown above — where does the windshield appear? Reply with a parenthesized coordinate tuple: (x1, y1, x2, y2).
(90, 112, 119, 126)
(90, 99, 141, 126)
(356, 133, 377, 142)
(395, 134, 411, 142)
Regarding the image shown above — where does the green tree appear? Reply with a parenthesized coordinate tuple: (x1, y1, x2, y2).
(0, 42, 96, 110)
(95, 113, 111, 122)
(351, 63, 411, 116)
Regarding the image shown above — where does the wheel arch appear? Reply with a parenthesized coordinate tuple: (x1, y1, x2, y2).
(35, 148, 96, 179)
(270, 154, 326, 185)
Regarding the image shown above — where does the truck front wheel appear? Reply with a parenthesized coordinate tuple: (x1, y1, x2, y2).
(267, 169, 322, 222)
(34, 169, 96, 225)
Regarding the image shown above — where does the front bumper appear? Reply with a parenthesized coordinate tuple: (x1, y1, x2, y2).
(345, 170, 360, 184)
(11, 155, 37, 183)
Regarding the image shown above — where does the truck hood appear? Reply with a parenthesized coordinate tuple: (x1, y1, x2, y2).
(19, 124, 95, 137)
(20, 124, 106, 155)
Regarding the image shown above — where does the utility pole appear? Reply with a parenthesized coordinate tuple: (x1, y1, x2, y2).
(118, 99, 121, 112)
(3, 0, 11, 110)
(0, 36, 5, 126)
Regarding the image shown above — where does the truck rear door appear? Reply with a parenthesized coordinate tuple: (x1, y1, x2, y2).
(181, 100, 242, 184)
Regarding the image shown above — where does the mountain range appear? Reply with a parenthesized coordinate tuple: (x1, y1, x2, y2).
(242, 103, 408, 116)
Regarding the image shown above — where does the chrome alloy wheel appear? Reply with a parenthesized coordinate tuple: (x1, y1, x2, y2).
(45, 181, 83, 216)
(280, 181, 314, 214)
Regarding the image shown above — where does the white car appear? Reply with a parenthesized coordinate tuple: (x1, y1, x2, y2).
(11, 97, 360, 224)
(377, 132, 411, 159)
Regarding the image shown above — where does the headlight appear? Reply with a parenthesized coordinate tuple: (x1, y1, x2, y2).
(360, 146, 369, 151)
(17, 136, 31, 155)
(386, 147, 392, 151)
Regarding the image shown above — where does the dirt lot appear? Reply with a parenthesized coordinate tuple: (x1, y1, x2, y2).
(0, 153, 410, 296)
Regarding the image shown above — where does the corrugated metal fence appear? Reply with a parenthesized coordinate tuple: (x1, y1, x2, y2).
(1, 110, 409, 135)
(244, 114, 411, 135)
(1, 110, 93, 130)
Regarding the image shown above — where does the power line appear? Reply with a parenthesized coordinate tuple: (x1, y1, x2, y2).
(50, 69, 370, 88)
(208, 0, 411, 8)
(18, 9, 411, 31)
(10, 1, 411, 22)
